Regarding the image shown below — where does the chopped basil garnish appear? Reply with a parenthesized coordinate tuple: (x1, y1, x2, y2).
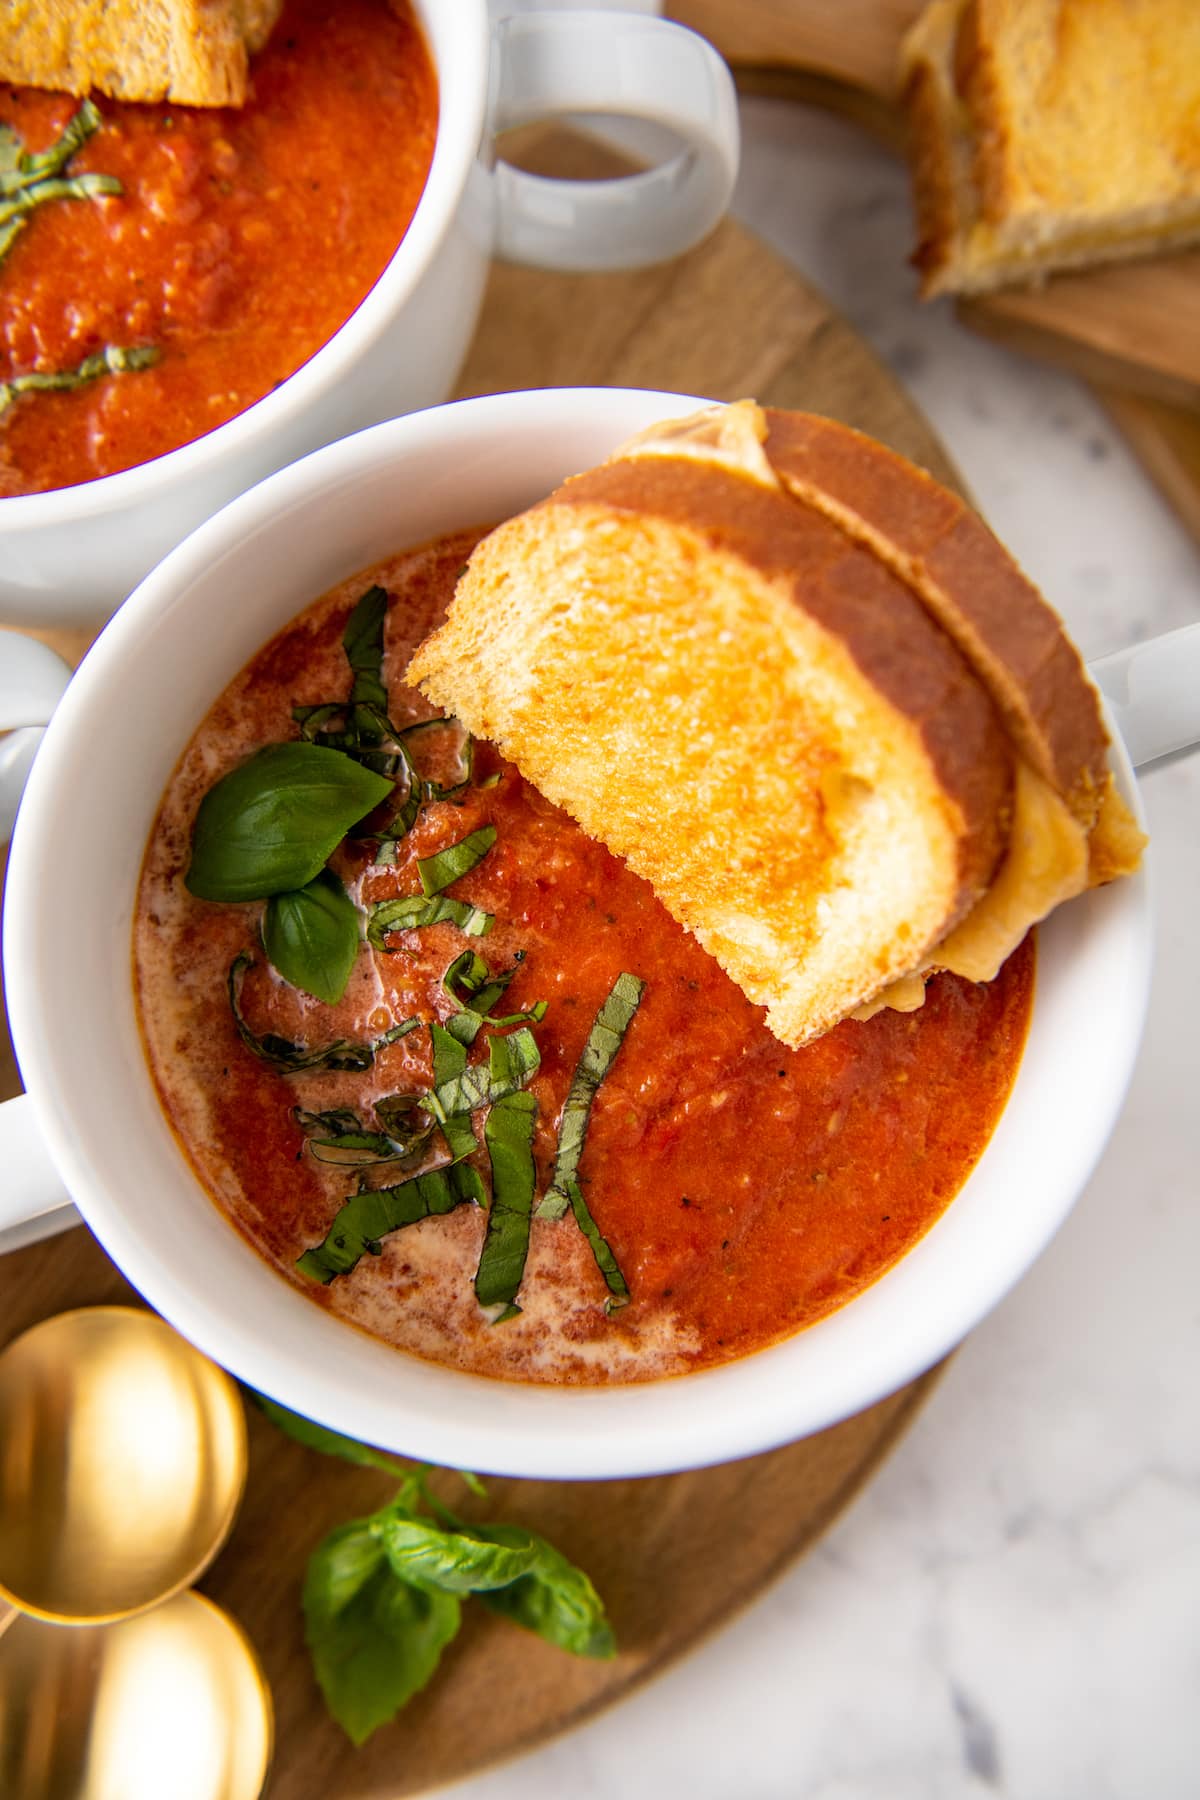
(0, 101, 122, 272)
(539, 972, 645, 1219)
(187, 742, 392, 902)
(228, 953, 415, 1073)
(0, 343, 159, 421)
(428, 1026, 540, 1122)
(295, 1097, 435, 1169)
(473, 1091, 538, 1314)
(417, 825, 496, 898)
(428, 1023, 478, 1162)
(367, 894, 493, 949)
(564, 1179, 629, 1312)
(1, 98, 102, 189)
(292, 588, 410, 778)
(442, 949, 547, 1046)
(296, 1161, 487, 1284)
(262, 868, 360, 1004)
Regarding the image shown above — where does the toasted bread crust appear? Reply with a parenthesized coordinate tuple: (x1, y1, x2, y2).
(557, 456, 1012, 910)
(761, 409, 1110, 827)
(0, 0, 284, 106)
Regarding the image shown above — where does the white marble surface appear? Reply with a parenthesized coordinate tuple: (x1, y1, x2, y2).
(441, 99, 1200, 1800)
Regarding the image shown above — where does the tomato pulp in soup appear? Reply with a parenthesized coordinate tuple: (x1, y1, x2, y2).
(135, 531, 1035, 1386)
(0, 0, 436, 496)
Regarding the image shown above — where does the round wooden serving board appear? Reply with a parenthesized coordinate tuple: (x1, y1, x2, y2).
(0, 133, 964, 1799)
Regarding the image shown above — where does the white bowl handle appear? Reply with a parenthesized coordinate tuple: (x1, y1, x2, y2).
(0, 634, 80, 1248)
(1089, 621, 1200, 770)
(489, 8, 739, 270)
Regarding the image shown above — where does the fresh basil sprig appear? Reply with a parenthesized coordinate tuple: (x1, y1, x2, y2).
(262, 869, 360, 1005)
(256, 1396, 616, 1746)
(228, 954, 416, 1074)
(187, 742, 392, 902)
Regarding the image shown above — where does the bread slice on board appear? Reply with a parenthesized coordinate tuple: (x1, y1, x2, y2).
(409, 402, 1143, 1048)
(0, 1, 284, 107)
(902, 0, 1200, 296)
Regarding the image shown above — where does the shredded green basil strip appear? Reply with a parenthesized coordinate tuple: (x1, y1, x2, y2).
(293, 588, 404, 777)
(417, 826, 496, 898)
(565, 1180, 629, 1311)
(294, 1100, 434, 1169)
(474, 1092, 538, 1312)
(0, 343, 158, 421)
(296, 1161, 487, 1285)
(428, 1023, 478, 1161)
(342, 586, 389, 712)
(1, 98, 103, 191)
(227, 953, 415, 1073)
(429, 1027, 540, 1122)
(0, 169, 121, 227)
(441, 950, 547, 1046)
(367, 894, 493, 949)
(539, 973, 645, 1221)
(0, 101, 121, 271)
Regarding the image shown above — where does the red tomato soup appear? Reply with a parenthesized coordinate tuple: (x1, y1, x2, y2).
(135, 531, 1035, 1386)
(0, 0, 436, 497)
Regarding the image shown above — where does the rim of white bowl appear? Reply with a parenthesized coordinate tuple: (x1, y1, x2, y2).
(4, 389, 1155, 1478)
(0, 0, 488, 526)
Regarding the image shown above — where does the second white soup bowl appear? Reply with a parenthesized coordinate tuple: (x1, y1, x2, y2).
(0, 3, 738, 628)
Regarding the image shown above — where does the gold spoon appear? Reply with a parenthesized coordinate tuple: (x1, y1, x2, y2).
(0, 1305, 247, 1623)
(0, 1307, 271, 1798)
(0, 1589, 273, 1800)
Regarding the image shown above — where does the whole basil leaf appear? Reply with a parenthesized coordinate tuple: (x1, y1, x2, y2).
(376, 1512, 540, 1594)
(477, 1524, 616, 1658)
(186, 742, 392, 902)
(303, 1517, 461, 1746)
(262, 869, 360, 1003)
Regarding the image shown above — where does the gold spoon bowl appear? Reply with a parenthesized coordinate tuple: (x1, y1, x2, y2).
(0, 1306, 247, 1622)
(0, 1589, 273, 1800)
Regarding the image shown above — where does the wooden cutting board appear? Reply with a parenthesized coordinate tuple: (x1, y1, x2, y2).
(668, 0, 1200, 540)
(0, 137, 961, 1799)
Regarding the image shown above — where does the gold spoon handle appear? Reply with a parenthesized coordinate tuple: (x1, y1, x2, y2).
(0, 1601, 19, 1642)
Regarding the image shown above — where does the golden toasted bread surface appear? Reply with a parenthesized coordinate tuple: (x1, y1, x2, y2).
(410, 455, 1013, 1047)
(761, 408, 1111, 825)
(902, 0, 1200, 294)
(0, 0, 284, 106)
